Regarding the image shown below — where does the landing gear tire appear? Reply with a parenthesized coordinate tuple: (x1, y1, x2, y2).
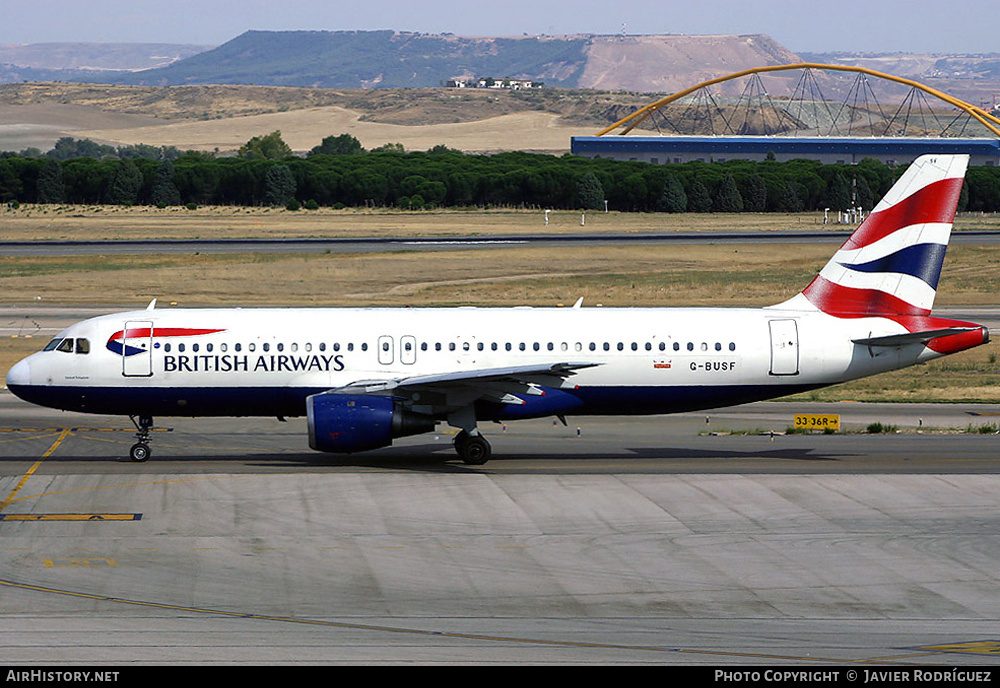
(129, 415, 154, 462)
(129, 442, 150, 462)
(455, 431, 491, 466)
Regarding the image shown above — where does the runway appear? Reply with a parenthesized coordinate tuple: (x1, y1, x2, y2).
(1, 229, 998, 257)
(2, 392, 1000, 664)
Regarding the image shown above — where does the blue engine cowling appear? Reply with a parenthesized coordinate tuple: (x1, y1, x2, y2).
(306, 393, 435, 453)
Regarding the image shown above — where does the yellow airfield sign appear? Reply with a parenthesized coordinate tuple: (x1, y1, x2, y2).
(793, 413, 841, 431)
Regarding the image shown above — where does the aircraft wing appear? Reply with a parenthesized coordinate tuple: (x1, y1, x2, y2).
(331, 361, 600, 406)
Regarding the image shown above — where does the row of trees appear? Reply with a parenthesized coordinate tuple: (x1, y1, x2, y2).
(2, 133, 999, 212)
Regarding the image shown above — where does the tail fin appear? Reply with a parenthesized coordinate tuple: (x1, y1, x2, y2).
(780, 154, 968, 317)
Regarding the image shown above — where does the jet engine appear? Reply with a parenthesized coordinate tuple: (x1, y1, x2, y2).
(306, 393, 435, 453)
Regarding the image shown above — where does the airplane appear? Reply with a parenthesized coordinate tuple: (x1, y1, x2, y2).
(4, 154, 989, 465)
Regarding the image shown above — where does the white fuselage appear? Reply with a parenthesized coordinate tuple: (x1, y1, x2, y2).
(6, 304, 945, 420)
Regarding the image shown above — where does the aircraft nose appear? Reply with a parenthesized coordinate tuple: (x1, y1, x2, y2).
(6, 358, 31, 389)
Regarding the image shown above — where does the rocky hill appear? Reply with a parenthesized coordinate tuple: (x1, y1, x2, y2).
(6, 32, 1000, 105)
(0, 42, 210, 83)
(1, 31, 806, 92)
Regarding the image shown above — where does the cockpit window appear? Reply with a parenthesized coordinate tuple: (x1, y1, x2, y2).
(43, 338, 62, 351)
(75, 338, 90, 354)
(56, 338, 74, 353)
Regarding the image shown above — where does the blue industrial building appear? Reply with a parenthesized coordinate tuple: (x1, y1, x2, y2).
(570, 136, 1000, 167)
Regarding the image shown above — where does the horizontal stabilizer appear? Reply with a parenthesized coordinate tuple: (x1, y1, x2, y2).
(853, 327, 979, 347)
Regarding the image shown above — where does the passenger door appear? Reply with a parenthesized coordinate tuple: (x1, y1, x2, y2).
(122, 321, 153, 377)
(768, 319, 799, 376)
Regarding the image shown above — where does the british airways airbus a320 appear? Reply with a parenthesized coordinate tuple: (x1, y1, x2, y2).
(5, 154, 989, 465)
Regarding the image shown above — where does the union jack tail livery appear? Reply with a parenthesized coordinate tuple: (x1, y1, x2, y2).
(790, 154, 968, 317)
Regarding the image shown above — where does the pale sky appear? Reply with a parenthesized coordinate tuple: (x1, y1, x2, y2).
(0, 0, 996, 54)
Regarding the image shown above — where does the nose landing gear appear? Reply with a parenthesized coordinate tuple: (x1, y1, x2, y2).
(129, 415, 154, 462)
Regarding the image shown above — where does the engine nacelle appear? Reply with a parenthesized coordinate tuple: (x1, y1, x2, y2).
(306, 393, 435, 453)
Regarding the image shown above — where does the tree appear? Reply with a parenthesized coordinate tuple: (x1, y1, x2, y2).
(575, 172, 604, 210)
(741, 173, 767, 212)
(774, 181, 804, 212)
(106, 159, 142, 205)
(37, 159, 65, 204)
(825, 171, 852, 211)
(687, 180, 713, 212)
(309, 134, 364, 156)
(656, 174, 687, 213)
(47, 137, 116, 160)
(150, 161, 181, 207)
(618, 172, 648, 211)
(428, 144, 462, 155)
(117, 143, 182, 161)
(263, 164, 296, 206)
(855, 173, 875, 210)
(713, 173, 743, 212)
(371, 142, 405, 153)
(239, 131, 292, 160)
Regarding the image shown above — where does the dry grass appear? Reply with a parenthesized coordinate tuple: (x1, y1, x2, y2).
(4, 204, 996, 243)
(0, 243, 824, 308)
(0, 205, 887, 242)
(73, 107, 584, 154)
(785, 341, 1000, 404)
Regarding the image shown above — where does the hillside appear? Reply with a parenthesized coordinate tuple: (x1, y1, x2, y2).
(4, 33, 1000, 105)
(0, 81, 657, 126)
(113, 31, 593, 89)
(0, 42, 211, 71)
(83, 31, 807, 93)
(0, 82, 660, 154)
(0, 42, 212, 84)
(578, 34, 800, 92)
(0, 33, 803, 92)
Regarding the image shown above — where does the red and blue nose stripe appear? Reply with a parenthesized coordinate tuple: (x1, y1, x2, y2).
(106, 327, 225, 356)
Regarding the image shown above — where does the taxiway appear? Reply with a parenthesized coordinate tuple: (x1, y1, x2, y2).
(2, 393, 999, 664)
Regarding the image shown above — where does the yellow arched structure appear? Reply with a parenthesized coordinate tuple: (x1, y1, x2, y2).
(597, 63, 1000, 139)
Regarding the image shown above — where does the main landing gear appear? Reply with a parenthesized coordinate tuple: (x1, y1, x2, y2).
(129, 415, 154, 462)
(453, 429, 491, 465)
